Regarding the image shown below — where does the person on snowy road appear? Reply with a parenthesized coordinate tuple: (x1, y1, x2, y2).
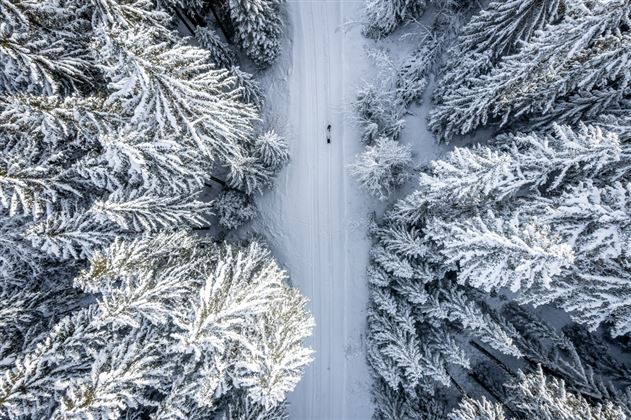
(327, 124, 331, 144)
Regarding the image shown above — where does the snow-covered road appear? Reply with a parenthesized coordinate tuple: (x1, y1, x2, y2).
(256, 1, 375, 419)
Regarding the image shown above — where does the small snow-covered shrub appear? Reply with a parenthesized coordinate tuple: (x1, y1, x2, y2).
(195, 25, 236, 69)
(354, 85, 406, 144)
(232, 66, 264, 108)
(255, 130, 290, 173)
(363, 0, 426, 39)
(227, 130, 289, 195)
(213, 189, 258, 230)
(227, 154, 274, 195)
(350, 137, 413, 200)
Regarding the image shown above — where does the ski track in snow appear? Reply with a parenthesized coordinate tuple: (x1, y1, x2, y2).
(256, 1, 375, 419)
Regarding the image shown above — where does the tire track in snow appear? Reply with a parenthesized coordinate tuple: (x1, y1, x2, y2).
(322, 5, 334, 418)
(307, 5, 319, 416)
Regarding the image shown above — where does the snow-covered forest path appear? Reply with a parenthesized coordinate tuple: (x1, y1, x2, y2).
(256, 1, 375, 419)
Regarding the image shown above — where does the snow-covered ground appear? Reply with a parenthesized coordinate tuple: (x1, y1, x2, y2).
(255, 1, 376, 419)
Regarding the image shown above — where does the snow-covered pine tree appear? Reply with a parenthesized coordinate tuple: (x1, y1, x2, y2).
(396, 35, 444, 108)
(450, 368, 628, 420)
(91, 0, 172, 29)
(450, 327, 630, 420)
(0, 2, 306, 417)
(434, 0, 566, 101)
(96, 24, 259, 170)
(435, 156, 631, 335)
(506, 367, 627, 419)
(368, 278, 522, 418)
(427, 211, 575, 293)
(502, 303, 631, 404)
(417, 124, 621, 208)
(392, 111, 631, 334)
(592, 110, 631, 144)
(225, 129, 288, 195)
(229, 0, 285, 67)
(195, 24, 237, 70)
(194, 24, 264, 108)
(449, 368, 628, 420)
(533, 181, 631, 262)
(0, 96, 212, 268)
(0, 233, 313, 418)
(217, 395, 290, 420)
(430, 0, 631, 141)
(562, 323, 631, 389)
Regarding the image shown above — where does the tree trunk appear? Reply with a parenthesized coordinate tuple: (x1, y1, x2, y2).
(207, 0, 234, 40)
(470, 340, 515, 377)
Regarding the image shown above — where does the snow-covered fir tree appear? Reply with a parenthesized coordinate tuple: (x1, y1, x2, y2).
(229, 0, 285, 67)
(400, 118, 631, 335)
(417, 124, 621, 208)
(0, 0, 308, 416)
(0, 0, 92, 95)
(0, 233, 313, 418)
(96, 24, 260, 170)
(368, 195, 631, 415)
(434, 0, 567, 103)
(193, 25, 264, 108)
(449, 397, 506, 420)
(427, 211, 576, 293)
(502, 303, 631, 403)
(195, 24, 237, 70)
(362, 0, 631, 417)
(450, 367, 627, 420)
(430, 0, 631, 141)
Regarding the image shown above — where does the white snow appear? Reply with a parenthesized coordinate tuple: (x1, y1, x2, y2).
(255, 1, 376, 419)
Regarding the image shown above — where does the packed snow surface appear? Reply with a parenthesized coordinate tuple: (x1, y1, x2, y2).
(256, 1, 376, 418)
